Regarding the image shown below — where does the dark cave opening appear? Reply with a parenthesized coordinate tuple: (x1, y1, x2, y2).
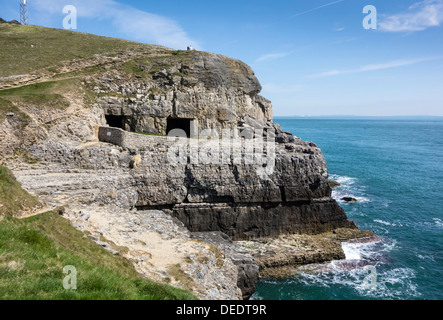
(167, 117, 192, 137)
(105, 115, 125, 130)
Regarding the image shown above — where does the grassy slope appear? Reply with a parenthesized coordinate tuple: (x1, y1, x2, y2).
(0, 165, 39, 217)
(0, 212, 196, 300)
(0, 165, 196, 300)
(0, 25, 197, 300)
(0, 24, 164, 78)
(0, 79, 73, 111)
(0, 24, 184, 113)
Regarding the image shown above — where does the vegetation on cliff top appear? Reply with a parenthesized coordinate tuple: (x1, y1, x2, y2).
(0, 80, 73, 110)
(0, 23, 191, 112)
(0, 23, 166, 78)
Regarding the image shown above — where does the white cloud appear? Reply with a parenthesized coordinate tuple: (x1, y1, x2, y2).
(255, 38, 359, 63)
(378, 0, 443, 32)
(109, 8, 197, 49)
(255, 52, 291, 63)
(29, 0, 198, 49)
(293, 0, 345, 18)
(309, 70, 342, 78)
(308, 56, 443, 78)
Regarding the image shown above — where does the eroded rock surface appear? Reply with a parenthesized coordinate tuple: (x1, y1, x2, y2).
(1, 47, 364, 299)
(67, 205, 242, 300)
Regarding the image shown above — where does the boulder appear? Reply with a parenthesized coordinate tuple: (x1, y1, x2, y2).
(341, 197, 358, 203)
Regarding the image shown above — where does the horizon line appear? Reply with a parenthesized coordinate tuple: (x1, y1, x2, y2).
(273, 115, 443, 118)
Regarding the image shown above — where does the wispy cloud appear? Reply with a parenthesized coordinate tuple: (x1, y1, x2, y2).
(293, 0, 345, 18)
(29, 0, 198, 49)
(378, 0, 443, 32)
(255, 52, 291, 63)
(308, 56, 443, 78)
(256, 37, 359, 63)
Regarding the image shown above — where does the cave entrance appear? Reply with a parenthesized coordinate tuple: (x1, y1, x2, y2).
(167, 117, 192, 137)
(105, 115, 125, 130)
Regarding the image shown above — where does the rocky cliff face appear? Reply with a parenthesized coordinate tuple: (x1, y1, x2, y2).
(93, 51, 272, 135)
(1, 44, 361, 300)
(83, 51, 357, 241)
(128, 132, 356, 240)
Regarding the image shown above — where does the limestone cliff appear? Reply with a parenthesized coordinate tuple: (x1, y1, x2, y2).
(13, 50, 357, 241)
(0, 24, 364, 300)
(93, 50, 272, 135)
(87, 50, 357, 240)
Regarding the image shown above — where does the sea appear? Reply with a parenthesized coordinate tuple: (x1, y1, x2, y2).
(251, 117, 443, 300)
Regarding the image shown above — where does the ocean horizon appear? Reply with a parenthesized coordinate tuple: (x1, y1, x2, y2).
(274, 115, 443, 120)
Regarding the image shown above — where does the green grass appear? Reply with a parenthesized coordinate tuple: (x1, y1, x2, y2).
(0, 24, 195, 111)
(0, 212, 197, 300)
(0, 24, 202, 300)
(0, 79, 77, 109)
(0, 165, 40, 217)
(119, 50, 194, 77)
(0, 97, 29, 124)
(0, 166, 197, 300)
(0, 24, 166, 78)
(134, 132, 166, 137)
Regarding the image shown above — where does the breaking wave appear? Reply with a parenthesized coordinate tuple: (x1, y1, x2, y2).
(252, 236, 421, 300)
(329, 174, 371, 204)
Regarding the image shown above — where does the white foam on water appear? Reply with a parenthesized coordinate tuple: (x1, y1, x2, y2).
(330, 174, 371, 204)
(374, 219, 392, 226)
(417, 254, 436, 262)
(380, 238, 397, 253)
(369, 267, 421, 299)
(329, 174, 357, 186)
(433, 218, 443, 228)
(342, 238, 391, 261)
(342, 242, 362, 260)
(354, 196, 371, 203)
(292, 261, 420, 299)
(256, 235, 420, 299)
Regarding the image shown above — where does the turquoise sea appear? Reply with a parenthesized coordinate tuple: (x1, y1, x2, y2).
(251, 118, 443, 300)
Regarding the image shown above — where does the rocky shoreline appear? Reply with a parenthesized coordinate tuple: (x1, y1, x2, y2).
(61, 202, 374, 300)
(7, 160, 374, 300)
(0, 25, 375, 300)
(192, 227, 375, 298)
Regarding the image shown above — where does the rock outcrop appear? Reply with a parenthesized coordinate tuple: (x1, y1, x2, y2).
(83, 51, 357, 241)
(93, 51, 272, 135)
(1, 40, 363, 299)
(0, 18, 21, 25)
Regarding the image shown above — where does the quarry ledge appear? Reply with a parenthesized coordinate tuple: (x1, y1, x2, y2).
(135, 197, 340, 210)
(134, 199, 357, 242)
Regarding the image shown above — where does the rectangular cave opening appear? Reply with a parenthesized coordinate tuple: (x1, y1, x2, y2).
(105, 115, 125, 130)
(167, 117, 192, 137)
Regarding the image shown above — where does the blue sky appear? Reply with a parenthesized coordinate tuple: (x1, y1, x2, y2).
(1, 0, 443, 116)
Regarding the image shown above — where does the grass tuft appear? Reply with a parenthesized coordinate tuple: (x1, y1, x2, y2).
(0, 211, 197, 300)
(0, 165, 40, 217)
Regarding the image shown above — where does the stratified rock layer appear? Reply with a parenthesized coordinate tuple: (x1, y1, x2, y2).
(93, 51, 272, 135)
(1, 45, 360, 300)
(172, 200, 355, 240)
